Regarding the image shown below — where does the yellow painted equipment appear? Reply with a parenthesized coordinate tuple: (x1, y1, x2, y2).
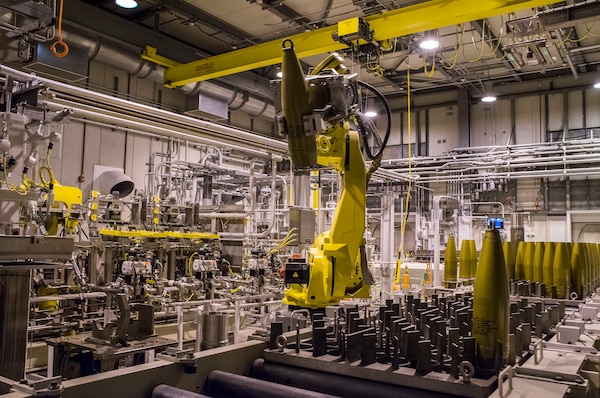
(532, 242, 544, 283)
(473, 229, 509, 370)
(46, 184, 83, 235)
(553, 242, 571, 299)
(146, 0, 561, 87)
(282, 42, 371, 308)
(502, 241, 515, 280)
(542, 241, 555, 294)
(99, 229, 220, 240)
(443, 235, 457, 288)
(402, 264, 411, 290)
(394, 258, 402, 288)
(37, 286, 58, 311)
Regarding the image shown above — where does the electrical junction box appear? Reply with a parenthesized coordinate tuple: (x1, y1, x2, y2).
(285, 258, 309, 284)
(289, 206, 315, 245)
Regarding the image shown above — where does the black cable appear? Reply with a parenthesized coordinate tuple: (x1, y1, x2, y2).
(356, 80, 392, 161)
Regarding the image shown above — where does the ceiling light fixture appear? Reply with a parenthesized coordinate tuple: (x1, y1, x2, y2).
(419, 38, 439, 50)
(364, 110, 378, 117)
(419, 31, 439, 50)
(593, 67, 600, 88)
(481, 81, 497, 103)
(115, 0, 138, 9)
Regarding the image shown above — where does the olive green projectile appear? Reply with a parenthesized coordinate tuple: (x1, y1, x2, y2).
(570, 243, 585, 299)
(542, 241, 555, 292)
(468, 239, 477, 280)
(459, 240, 471, 281)
(523, 242, 535, 281)
(473, 229, 509, 369)
(503, 241, 515, 280)
(281, 40, 316, 170)
(515, 241, 526, 280)
(444, 235, 458, 287)
(532, 242, 544, 283)
(592, 243, 600, 289)
(584, 243, 592, 297)
(553, 242, 571, 299)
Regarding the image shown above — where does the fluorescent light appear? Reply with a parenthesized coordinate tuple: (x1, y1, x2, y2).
(115, 0, 138, 9)
(276, 71, 283, 78)
(481, 95, 497, 103)
(419, 39, 439, 50)
(365, 110, 377, 117)
(594, 81, 600, 89)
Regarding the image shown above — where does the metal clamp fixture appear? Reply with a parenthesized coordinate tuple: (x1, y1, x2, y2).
(11, 374, 63, 397)
(157, 347, 197, 374)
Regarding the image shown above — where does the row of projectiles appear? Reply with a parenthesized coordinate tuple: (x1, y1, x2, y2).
(509, 241, 600, 300)
(463, 230, 600, 370)
(445, 237, 600, 301)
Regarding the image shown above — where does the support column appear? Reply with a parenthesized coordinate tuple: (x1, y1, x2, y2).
(380, 190, 396, 301)
(457, 88, 471, 148)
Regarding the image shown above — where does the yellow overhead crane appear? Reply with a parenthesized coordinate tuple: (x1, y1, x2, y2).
(142, 0, 558, 87)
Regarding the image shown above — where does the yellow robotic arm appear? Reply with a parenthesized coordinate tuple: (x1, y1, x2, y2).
(279, 40, 373, 309)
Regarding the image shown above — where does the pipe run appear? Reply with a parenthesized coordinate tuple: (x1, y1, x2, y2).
(0, 64, 286, 155)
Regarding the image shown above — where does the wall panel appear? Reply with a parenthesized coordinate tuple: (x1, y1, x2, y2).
(567, 90, 584, 130)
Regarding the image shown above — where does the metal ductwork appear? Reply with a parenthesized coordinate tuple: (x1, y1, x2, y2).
(29, 28, 275, 120)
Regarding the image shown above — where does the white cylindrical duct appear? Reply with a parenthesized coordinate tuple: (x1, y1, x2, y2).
(62, 29, 276, 119)
(94, 170, 135, 198)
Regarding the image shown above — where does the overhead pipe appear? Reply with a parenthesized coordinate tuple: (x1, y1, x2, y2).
(0, 62, 285, 151)
(36, 97, 285, 158)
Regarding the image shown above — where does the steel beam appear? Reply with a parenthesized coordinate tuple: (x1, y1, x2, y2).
(163, 0, 560, 87)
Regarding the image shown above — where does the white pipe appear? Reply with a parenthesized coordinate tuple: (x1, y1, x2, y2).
(45, 100, 275, 159)
(176, 305, 184, 350)
(30, 292, 106, 302)
(0, 64, 286, 154)
(234, 300, 240, 344)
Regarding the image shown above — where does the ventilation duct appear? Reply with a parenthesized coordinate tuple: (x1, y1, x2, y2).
(38, 29, 276, 120)
(23, 41, 88, 82)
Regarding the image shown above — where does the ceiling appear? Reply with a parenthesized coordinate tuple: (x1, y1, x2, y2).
(77, 0, 600, 99)
(1, 1, 600, 109)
